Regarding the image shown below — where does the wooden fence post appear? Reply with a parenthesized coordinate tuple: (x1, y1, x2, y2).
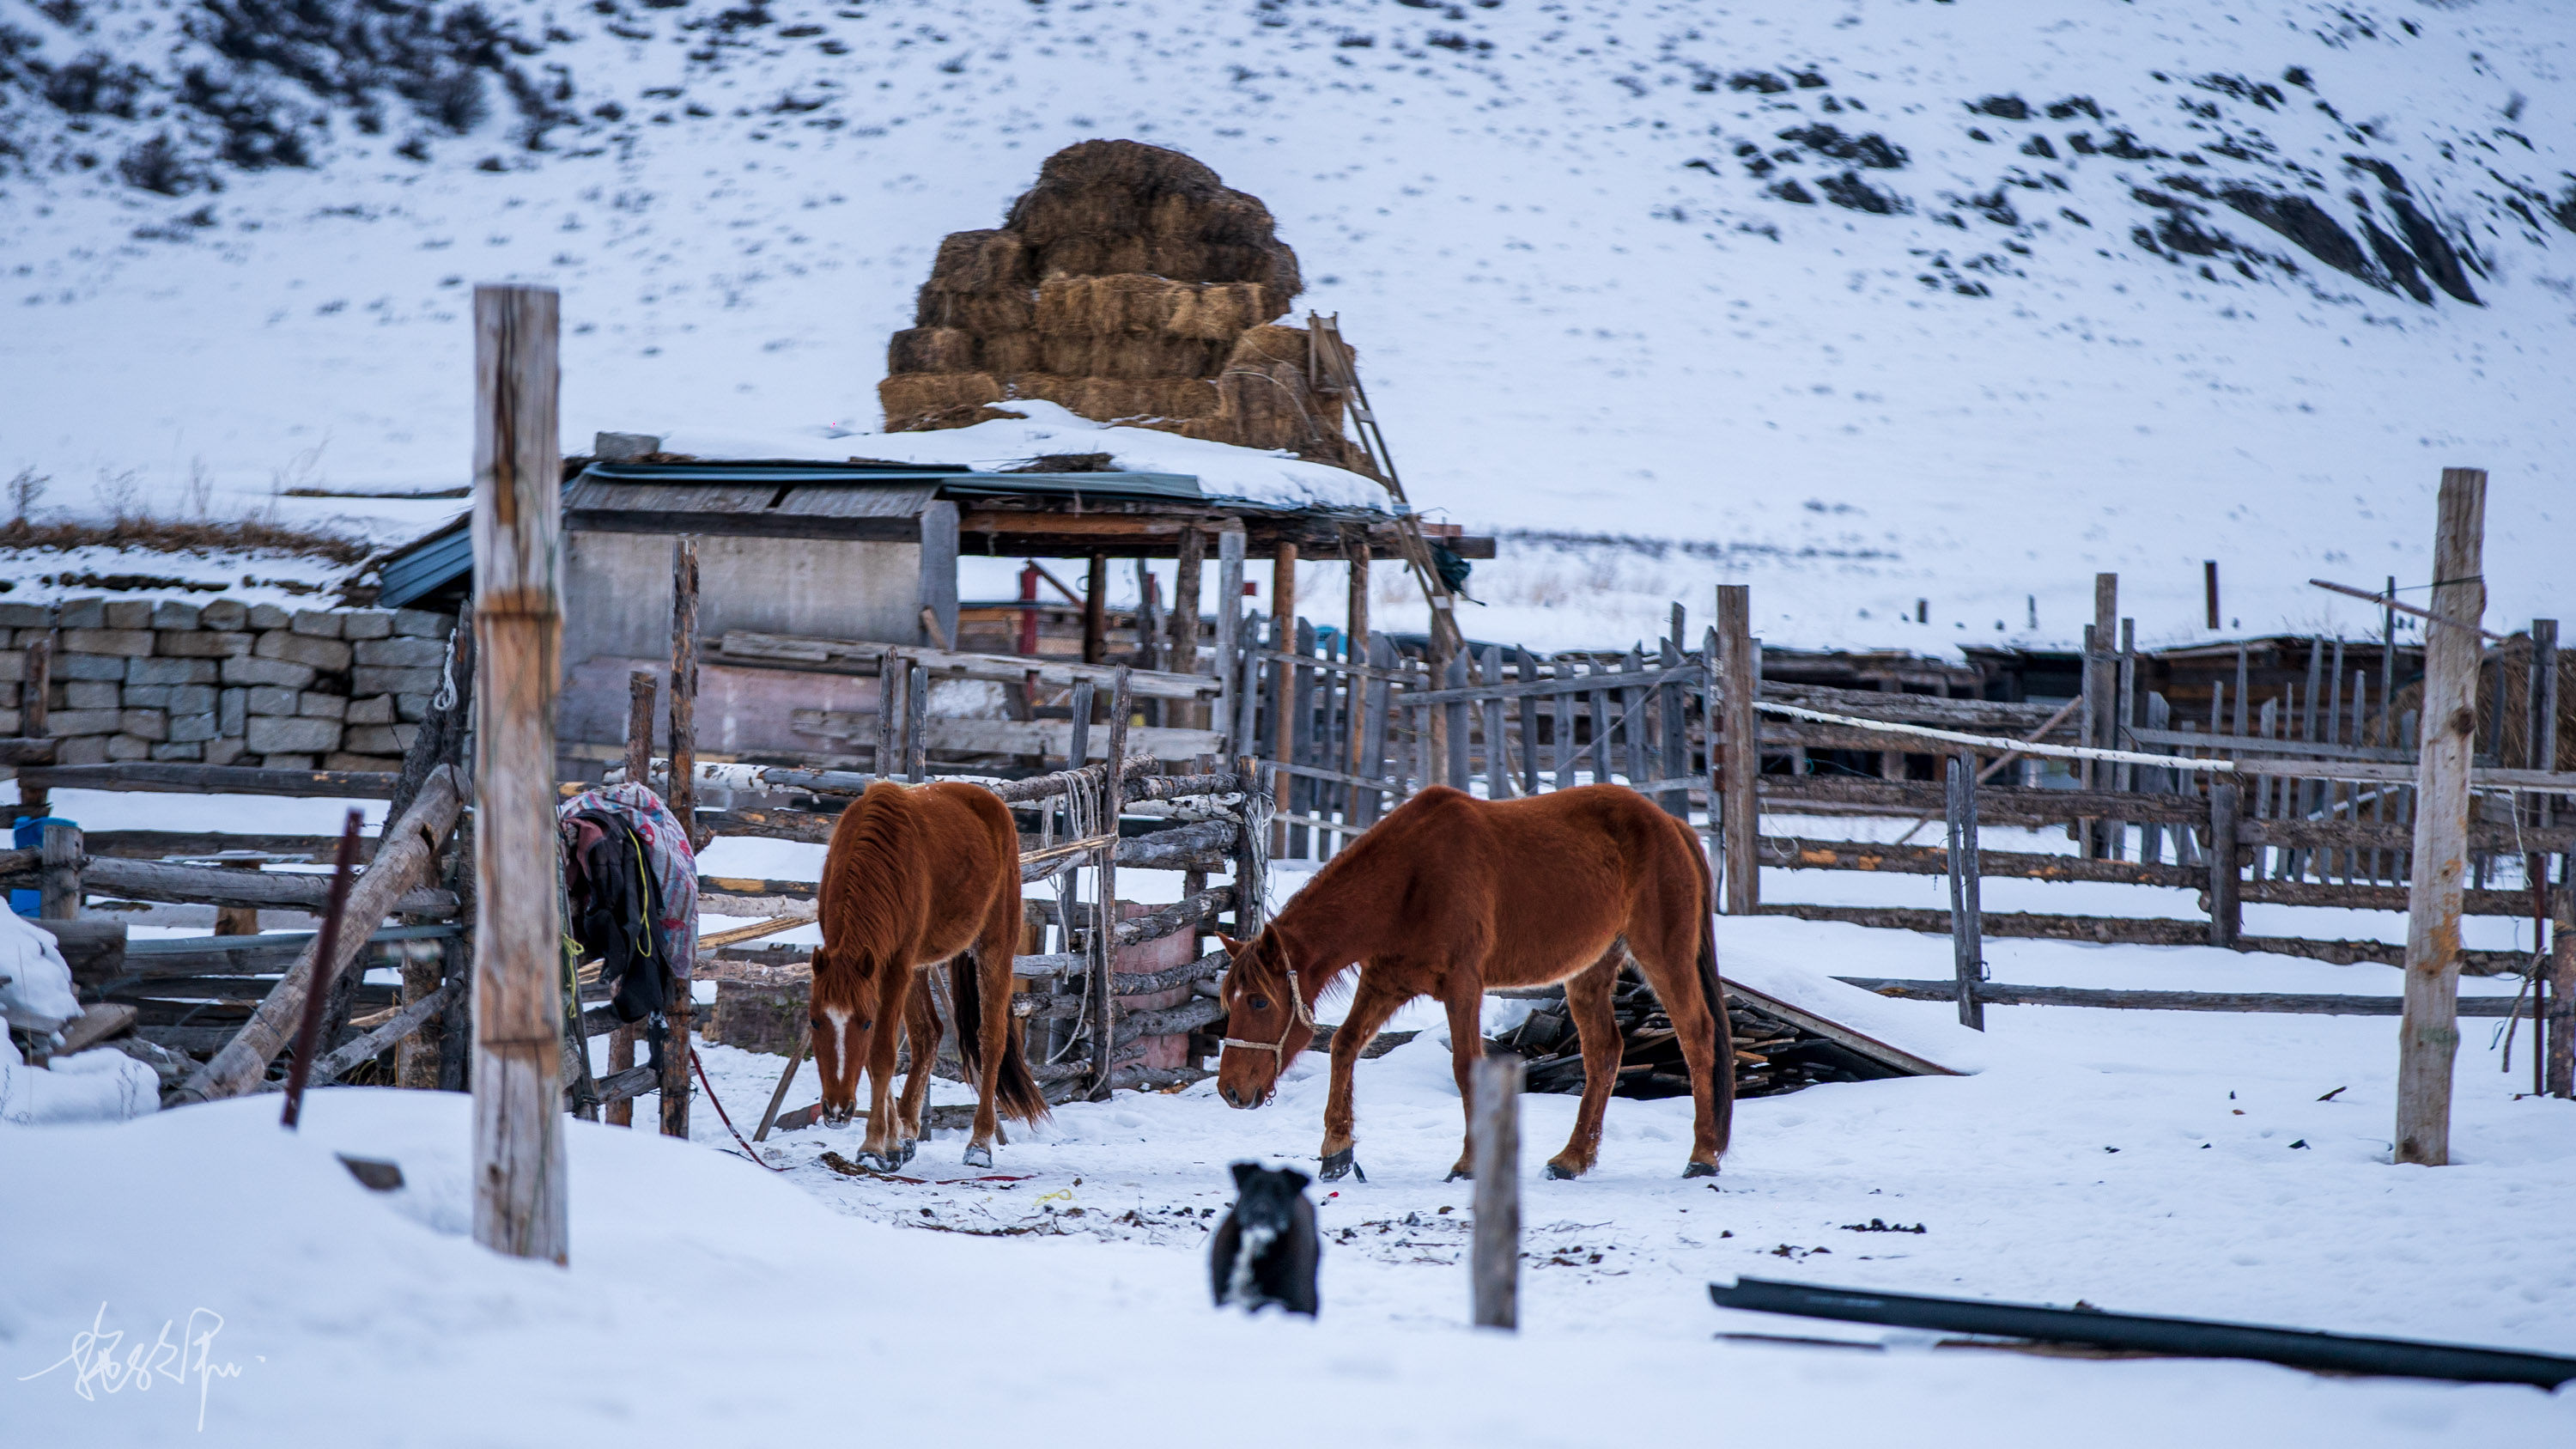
(2208, 782, 2241, 948)
(1214, 527, 1246, 753)
(2548, 869, 2573, 1099)
(19, 636, 50, 821)
(876, 651, 902, 776)
(1233, 752, 1271, 938)
(670, 538, 702, 849)
(2204, 560, 2221, 630)
(1173, 525, 1206, 728)
(39, 821, 82, 920)
(624, 670, 657, 784)
(1089, 667, 1131, 1101)
(1946, 753, 1984, 1031)
(470, 282, 568, 1264)
(1469, 1054, 1523, 1331)
(2397, 467, 2486, 1168)
(918, 499, 959, 650)
(1082, 551, 1109, 666)
(906, 661, 929, 782)
(1716, 586, 1759, 915)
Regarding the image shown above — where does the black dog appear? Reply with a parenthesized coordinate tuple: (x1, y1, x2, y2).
(1208, 1162, 1320, 1317)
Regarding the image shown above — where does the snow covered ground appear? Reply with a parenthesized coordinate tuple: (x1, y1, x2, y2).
(11, 776, 2573, 1444)
(6, 0, 2573, 648)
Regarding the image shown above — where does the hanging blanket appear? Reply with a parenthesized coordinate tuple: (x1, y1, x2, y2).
(557, 783, 699, 981)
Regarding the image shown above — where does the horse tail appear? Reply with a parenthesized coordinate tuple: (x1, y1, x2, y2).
(1690, 816, 1735, 1154)
(951, 950, 1051, 1124)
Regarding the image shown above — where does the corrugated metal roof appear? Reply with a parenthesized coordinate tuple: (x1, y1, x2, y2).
(376, 515, 471, 610)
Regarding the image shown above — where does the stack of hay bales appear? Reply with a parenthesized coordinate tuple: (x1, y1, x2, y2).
(880, 139, 1376, 474)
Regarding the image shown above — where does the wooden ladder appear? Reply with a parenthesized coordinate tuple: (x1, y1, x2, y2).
(1306, 312, 1466, 659)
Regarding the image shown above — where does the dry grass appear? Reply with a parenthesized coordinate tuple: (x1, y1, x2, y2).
(914, 289, 1036, 333)
(887, 326, 977, 374)
(922, 229, 1030, 295)
(0, 515, 373, 565)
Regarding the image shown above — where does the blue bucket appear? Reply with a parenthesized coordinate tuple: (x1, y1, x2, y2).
(11, 814, 76, 916)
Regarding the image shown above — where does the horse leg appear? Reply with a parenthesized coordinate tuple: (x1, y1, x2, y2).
(895, 973, 944, 1166)
(1628, 885, 1731, 1177)
(1315, 970, 1409, 1182)
(858, 970, 910, 1170)
(1442, 985, 1488, 1182)
(963, 917, 1019, 1168)
(1539, 944, 1627, 1179)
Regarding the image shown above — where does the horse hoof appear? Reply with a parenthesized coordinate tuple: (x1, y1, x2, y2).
(1544, 1162, 1577, 1181)
(1443, 1166, 1472, 1184)
(963, 1142, 993, 1170)
(897, 1138, 919, 1166)
(1319, 1148, 1357, 1182)
(1682, 1160, 1720, 1179)
(856, 1150, 901, 1172)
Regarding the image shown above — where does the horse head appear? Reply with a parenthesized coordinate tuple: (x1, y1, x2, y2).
(805, 946, 879, 1129)
(1213, 927, 1316, 1110)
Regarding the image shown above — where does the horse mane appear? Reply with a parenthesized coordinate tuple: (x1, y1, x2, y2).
(813, 785, 923, 1007)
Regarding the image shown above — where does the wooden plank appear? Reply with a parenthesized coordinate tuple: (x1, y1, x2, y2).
(718, 630, 1218, 700)
(76, 831, 373, 861)
(1760, 681, 2069, 734)
(18, 764, 402, 799)
(1839, 977, 2524, 1017)
(33, 857, 456, 916)
(1717, 976, 1960, 1077)
(465, 281, 568, 1263)
(0, 737, 57, 765)
(1402, 661, 1706, 707)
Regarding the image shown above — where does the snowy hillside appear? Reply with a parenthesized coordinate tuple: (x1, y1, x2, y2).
(4, 0, 2573, 648)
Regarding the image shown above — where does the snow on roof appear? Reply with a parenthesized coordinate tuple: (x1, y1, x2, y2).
(657, 401, 1388, 513)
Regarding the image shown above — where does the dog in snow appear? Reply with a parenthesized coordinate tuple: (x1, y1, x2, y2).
(1208, 1161, 1319, 1317)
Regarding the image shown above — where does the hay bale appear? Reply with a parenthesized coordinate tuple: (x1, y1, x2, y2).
(976, 329, 1042, 376)
(1224, 324, 1313, 370)
(887, 326, 977, 374)
(1165, 282, 1284, 339)
(1037, 234, 1156, 279)
(1030, 138, 1224, 203)
(1036, 273, 1189, 335)
(879, 372, 1005, 430)
(923, 229, 1030, 294)
(1010, 374, 1218, 421)
(1145, 188, 1279, 247)
(1037, 332, 1225, 380)
(916, 287, 1037, 333)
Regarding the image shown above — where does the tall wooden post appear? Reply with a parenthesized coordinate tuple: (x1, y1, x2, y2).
(2528, 619, 2557, 1087)
(470, 283, 568, 1264)
(1945, 754, 1984, 1031)
(2397, 468, 2486, 1167)
(1715, 586, 1759, 914)
(1171, 526, 1205, 727)
(905, 661, 929, 782)
(669, 539, 702, 849)
(1346, 540, 1371, 789)
(1270, 545, 1298, 858)
(876, 653, 901, 776)
(1469, 1054, 1523, 1331)
(1213, 527, 1246, 753)
(1088, 667, 1132, 1101)
(18, 635, 50, 822)
(917, 500, 959, 650)
(2547, 869, 2573, 1099)
(1232, 752, 1270, 939)
(1081, 552, 1109, 666)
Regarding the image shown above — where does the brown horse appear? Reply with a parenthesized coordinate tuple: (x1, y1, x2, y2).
(1215, 784, 1731, 1181)
(809, 781, 1048, 1169)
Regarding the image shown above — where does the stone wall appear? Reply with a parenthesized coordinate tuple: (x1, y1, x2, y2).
(0, 598, 457, 770)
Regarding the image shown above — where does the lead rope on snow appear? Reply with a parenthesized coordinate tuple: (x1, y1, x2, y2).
(691, 1044, 784, 1172)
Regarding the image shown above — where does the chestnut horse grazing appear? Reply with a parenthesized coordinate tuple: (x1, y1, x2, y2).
(1216, 784, 1731, 1181)
(809, 781, 1047, 1169)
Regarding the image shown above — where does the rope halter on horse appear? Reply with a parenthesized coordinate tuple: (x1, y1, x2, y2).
(1220, 963, 1316, 1057)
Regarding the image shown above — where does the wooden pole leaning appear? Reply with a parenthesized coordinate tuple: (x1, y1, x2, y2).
(469, 282, 570, 1264)
(1469, 1054, 1524, 1331)
(2397, 467, 2486, 1167)
(1715, 586, 1759, 915)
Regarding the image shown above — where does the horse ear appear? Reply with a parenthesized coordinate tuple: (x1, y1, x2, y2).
(1216, 934, 1244, 955)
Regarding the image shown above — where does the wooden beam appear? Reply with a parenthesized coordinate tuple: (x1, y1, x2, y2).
(17, 764, 402, 799)
(1081, 552, 1109, 666)
(1716, 586, 1759, 914)
(1842, 977, 2524, 1017)
(468, 282, 569, 1264)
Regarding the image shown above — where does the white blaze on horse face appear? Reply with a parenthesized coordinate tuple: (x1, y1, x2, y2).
(823, 1007, 852, 1083)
